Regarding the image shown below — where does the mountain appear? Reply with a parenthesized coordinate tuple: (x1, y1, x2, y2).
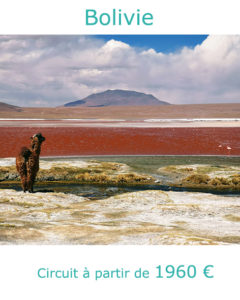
(0, 102, 22, 111)
(64, 89, 170, 107)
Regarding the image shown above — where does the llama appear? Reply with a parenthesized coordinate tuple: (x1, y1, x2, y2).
(16, 133, 45, 192)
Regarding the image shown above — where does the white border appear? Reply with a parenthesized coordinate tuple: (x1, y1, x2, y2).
(0, 0, 240, 34)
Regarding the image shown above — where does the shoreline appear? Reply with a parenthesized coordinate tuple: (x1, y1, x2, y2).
(0, 119, 240, 128)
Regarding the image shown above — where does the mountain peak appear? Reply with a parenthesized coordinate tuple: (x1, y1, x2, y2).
(64, 89, 170, 107)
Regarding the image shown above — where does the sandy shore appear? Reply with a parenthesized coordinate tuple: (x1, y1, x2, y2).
(1, 103, 240, 120)
(0, 118, 240, 128)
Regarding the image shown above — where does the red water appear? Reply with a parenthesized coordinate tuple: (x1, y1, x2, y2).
(0, 127, 239, 157)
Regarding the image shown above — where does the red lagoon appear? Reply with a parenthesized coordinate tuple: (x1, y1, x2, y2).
(0, 127, 239, 158)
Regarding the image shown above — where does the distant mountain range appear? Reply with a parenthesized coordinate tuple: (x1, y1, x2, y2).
(0, 102, 22, 111)
(64, 89, 170, 107)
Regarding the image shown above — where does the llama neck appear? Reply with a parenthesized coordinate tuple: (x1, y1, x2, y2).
(31, 142, 42, 156)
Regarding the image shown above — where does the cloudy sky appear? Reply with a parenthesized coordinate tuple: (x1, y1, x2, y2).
(0, 35, 240, 107)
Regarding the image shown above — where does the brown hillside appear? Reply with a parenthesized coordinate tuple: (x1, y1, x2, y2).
(0, 102, 22, 112)
(0, 103, 240, 119)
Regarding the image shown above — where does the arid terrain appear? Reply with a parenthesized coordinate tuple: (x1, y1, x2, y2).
(0, 156, 239, 245)
(0, 103, 240, 119)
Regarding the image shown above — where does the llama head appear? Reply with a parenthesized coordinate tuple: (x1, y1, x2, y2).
(31, 133, 46, 146)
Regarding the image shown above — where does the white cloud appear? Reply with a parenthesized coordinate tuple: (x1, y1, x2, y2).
(0, 35, 240, 106)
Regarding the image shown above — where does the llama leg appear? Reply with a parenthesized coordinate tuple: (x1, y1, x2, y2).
(20, 175, 27, 192)
(17, 163, 27, 192)
(27, 173, 36, 193)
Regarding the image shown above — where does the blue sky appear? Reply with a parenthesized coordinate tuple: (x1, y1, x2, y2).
(95, 35, 208, 53)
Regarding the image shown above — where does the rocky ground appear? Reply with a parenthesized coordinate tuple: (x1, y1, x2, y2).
(0, 157, 239, 245)
(0, 189, 239, 245)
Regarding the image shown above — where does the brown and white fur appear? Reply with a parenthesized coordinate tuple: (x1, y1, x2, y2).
(16, 133, 45, 192)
